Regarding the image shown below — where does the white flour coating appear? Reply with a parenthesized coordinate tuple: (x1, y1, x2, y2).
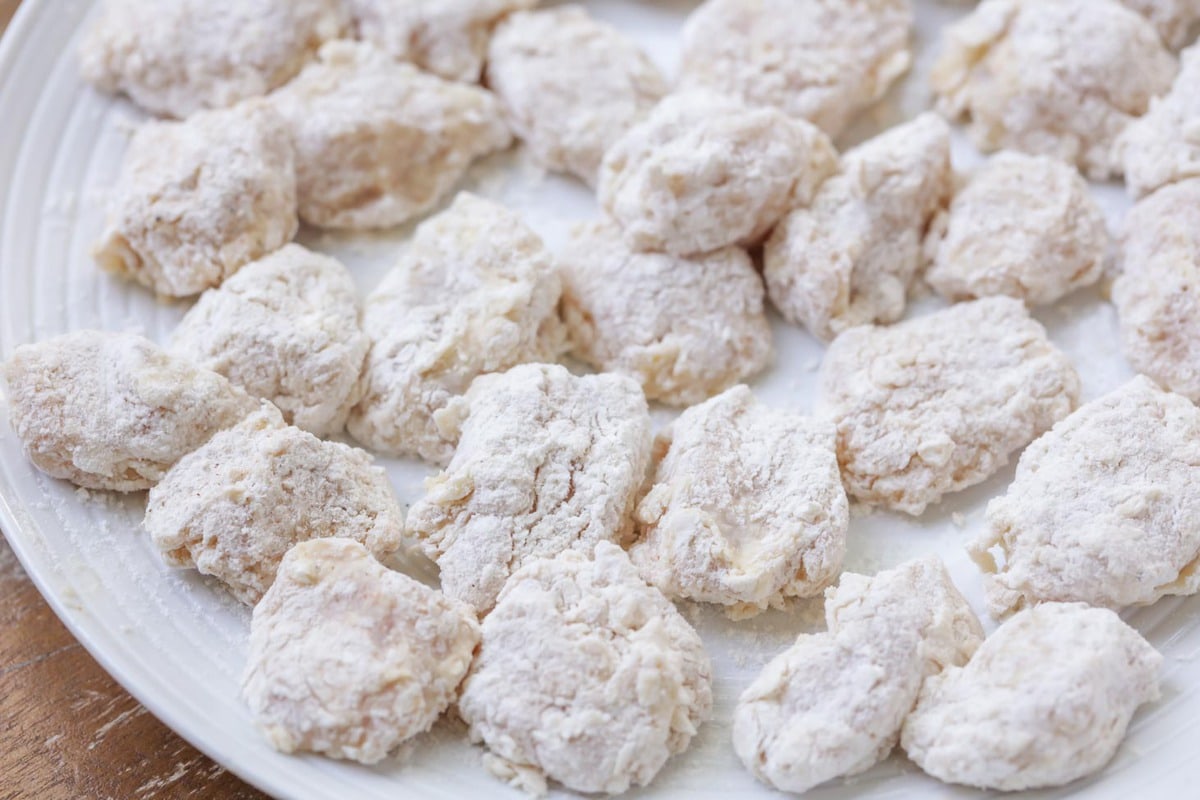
(92, 101, 297, 299)
(486, 6, 667, 187)
(347, 194, 566, 463)
(242, 538, 479, 764)
(818, 297, 1080, 515)
(458, 543, 712, 796)
(925, 151, 1109, 305)
(974, 376, 1200, 617)
(78, 0, 347, 118)
(597, 91, 837, 257)
(1112, 179, 1200, 401)
(629, 386, 847, 617)
(1121, 0, 1200, 48)
(346, 0, 535, 83)
(269, 41, 512, 229)
(931, 0, 1178, 180)
(560, 222, 771, 406)
(406, 363, 652, 614)
(144, 405, 405, 605)
(170, 244, 368, 437)
(1, 331, 255, 492)
(764, 113, 951, 342)
(733, 557, 983, 794)
(677, 0, 914, 138)
(1117, 42, 1200, 198)
(901, 603, 1162, 791)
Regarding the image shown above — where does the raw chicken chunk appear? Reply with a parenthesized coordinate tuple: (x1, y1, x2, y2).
(629, 386, 847, 616)
(598, 91, 837, 257)
(171, 244, 368, 437)
(925, 151, 1109, 305)
(931, 0, 1177, 180)
(79, 0, 346, 118)
(486, 6, 667, 186)
(346, 0, 535, 83)
(2, 330, 255, 492)
(242, 538, 479, 763)
(458, 543, 712, 796)
(764, 113, 951, 342)
(1112, 179, 1200, 401)
(902, 603, 1161, 791)
(1117, 42, 1200, 198)
(346, 194, 566, 463)
(269, 41, 512, 229)
(1122, 0, 1200, 48)
(733, 557, 982, 794)
(818, 297, 1080, 515)
(560, 222, 771, 406)
(406, 363, 652, 614)
(92, 101, 297, 299)
(974, 376, 1200, 616)
(144, 405, 405, 605)
(677, 0, 914, 138)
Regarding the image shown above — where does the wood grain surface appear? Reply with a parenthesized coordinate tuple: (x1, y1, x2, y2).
(0, 2, 266, 797)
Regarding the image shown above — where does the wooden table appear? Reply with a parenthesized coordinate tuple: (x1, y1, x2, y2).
(0, 2, 265, 797)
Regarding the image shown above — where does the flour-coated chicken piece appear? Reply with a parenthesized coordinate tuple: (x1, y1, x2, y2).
(79, 0, 346, 118)
(1112, 179, 1200, 401)
(818, 297, 1080, 515)
(560, 222, 771, 406)
(458, 543, 712, 796)
(269, 41, 511, 229)
(242, 538, 479, 764)
(145, 404, 405, 605)
(171, 244, 368, 437)
(629, 386, 847, 617)
(92, 101, 297, 299)
(925, 151, 1108, 305)
(677, 0, 914, 138)
(2, 330, 255, 491)
(485, 6, 667, 186)
(733, 557, 982, 794)
(974, 376, 1200, 616)
(406, 363, 651, 614)
(598, 91, 837, 257)
(902, 602, 1161, 791)
(931, 0, 1177, 180)
(1117, 42, 1200, 198)
(764, 113, 951, 342)
(347, 194, 565, 463)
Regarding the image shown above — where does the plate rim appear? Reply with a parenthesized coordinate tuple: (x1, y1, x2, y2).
(0, 2, 300, 797)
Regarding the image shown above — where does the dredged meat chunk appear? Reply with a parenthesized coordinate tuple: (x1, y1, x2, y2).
(598, 91, 837, 257)
(764, 113, 951, 341)
(145, 404, 405, 605)
(560, 222, 771, 406)
(902, 603, 1161, 791)
(2, 330, 255, 491)
(677, 0, 914, 138)
(406, 363, 652, 614)
(92, 101, 297, 299)
(347, 194, 566, 463)
(458, 543, 712, 795)
(733, 557, 983, 794)
(931, 0, 1177, 179)
(79, 0, 346, 118)
(171, 244, 368, 437)
(242, 538, 479, 763)
(270, 41, 512, 229)
(817, 297, 1080, 515)
(629, 386, 847, 617)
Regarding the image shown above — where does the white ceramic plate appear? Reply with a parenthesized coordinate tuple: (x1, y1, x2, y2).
(1, 1, 1198, 798)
